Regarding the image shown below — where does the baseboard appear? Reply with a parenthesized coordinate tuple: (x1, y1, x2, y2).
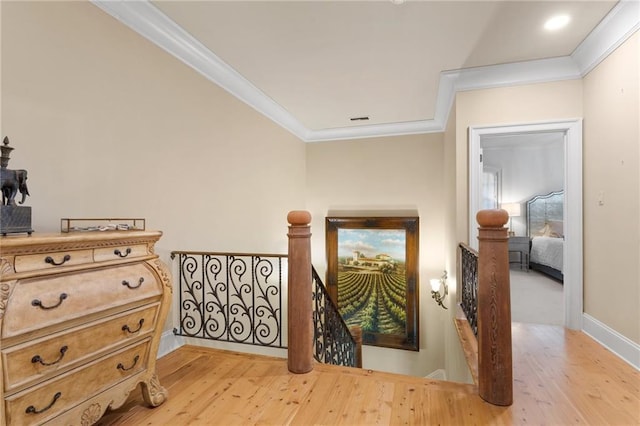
(425, 369, 447, 381)
(157, 329, 184, 358)
(583, 313, 640, 370)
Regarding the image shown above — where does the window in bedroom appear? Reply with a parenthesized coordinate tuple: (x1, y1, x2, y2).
(482, 166, 501, 209)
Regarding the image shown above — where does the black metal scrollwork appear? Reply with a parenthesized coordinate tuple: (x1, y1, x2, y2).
(122, 318, 144, 334)
(173, 252, 284, 349)
(122, 277, 144, 289)
(44, 254, 71, 266)
(171, 251, 356, 367)
(114, 248, 132, 258)
(32, 293, 67, 310)
(25, 392, 62, 415)
(117, 355, 140, 371)
(32, 346, 68, 366)
(312, 268, 356, 367)
(459, 244, 479, 336)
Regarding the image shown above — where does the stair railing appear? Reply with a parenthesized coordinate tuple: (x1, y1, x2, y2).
(458, 242, 478, 336)
(287, 211, 361, 371)
(170, 210, 361, 369)
(312, 267, 362, 368)
(171, 251, 286, 349)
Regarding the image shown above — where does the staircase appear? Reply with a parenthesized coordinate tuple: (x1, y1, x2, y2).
(171, 209, 513, 406)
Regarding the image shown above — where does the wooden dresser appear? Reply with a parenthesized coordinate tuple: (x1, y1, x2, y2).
(0, 231, 172, 425)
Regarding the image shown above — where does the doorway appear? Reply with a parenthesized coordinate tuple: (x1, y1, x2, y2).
(468, 120, 583, 330)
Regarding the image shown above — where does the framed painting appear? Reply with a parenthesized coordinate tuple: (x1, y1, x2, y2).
(325, 216, 419, 351)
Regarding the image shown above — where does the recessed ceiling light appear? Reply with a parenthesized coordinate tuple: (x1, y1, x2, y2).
(544, 14, 571, 31)
(390, 0, 406, 5)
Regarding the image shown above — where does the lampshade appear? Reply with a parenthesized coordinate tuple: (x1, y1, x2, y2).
(501, 202, 521, 217)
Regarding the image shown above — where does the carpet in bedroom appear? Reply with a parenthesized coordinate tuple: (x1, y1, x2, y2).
(510, 269, 564, 326)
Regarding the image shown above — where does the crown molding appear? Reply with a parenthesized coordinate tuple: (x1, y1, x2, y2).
(304, 119, 443, 142)
(572, 0, 640, 76)
(92, 0, 639, 143)
(91, 0, 310, 141)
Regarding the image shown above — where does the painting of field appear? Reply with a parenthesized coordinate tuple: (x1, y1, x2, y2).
(337, 229, 407, 335)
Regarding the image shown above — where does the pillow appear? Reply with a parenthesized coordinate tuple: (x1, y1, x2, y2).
(548, 220, 564, 237)
(537, 222, 562, 238)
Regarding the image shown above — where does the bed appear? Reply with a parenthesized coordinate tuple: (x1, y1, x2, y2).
(526, 190, 564, 282)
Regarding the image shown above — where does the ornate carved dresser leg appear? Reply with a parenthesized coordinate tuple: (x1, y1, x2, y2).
(141, 373, 168, 407)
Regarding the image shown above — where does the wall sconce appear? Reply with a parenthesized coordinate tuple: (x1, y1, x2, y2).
(430, 271, 448, 310)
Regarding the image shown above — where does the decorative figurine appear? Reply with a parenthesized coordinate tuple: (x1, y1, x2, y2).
(1, 136, 33, 235)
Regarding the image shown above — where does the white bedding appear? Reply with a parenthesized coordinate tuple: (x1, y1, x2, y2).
(530, 236, 563, 272)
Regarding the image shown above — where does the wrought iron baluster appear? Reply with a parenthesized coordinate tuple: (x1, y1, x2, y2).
(312, 267, 356, 367)
(279, 257, 283, 348)
(170, 250, 354, 362)
(171, 251, 286, 350)
(459, 244, 479, 336)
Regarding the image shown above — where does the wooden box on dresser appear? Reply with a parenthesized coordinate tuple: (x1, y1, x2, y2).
(0, 231, 172, 425)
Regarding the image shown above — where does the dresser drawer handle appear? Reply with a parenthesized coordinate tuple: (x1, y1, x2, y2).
(32, 293, 68, 310)
(117, 355, 140, 372)
(44, 254, 71, 266)
(122, 277, 144, 289)
(32, 346, 68, 366)
(114, 248, 132, 258)
(122, 319, 144, 334)
(25, 392, 62, 415)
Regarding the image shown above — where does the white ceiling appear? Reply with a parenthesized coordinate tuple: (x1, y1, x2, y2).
(93, 0, 638, 142)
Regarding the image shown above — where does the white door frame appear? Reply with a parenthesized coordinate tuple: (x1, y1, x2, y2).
(469, 119, 583, 330)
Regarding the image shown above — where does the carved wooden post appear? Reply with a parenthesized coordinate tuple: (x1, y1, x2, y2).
(476, 209, 513, 406)
(287, 210, 313, 374)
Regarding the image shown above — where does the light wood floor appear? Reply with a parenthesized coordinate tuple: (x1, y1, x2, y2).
(97, 324, 639, 425)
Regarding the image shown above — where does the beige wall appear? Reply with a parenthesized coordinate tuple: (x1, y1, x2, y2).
(306, 134, 447, 376)
(453, 32, 640, 347)
(451, 80, 583, 378)
(455, 79, 583, 243)
(1, 1, 306, 342)
(3, 0, 638, 378)
(446, 79, 594, 380)
(1, 1, 306, 260)
(442, 100, 474, 383)
(583, 32, 639, 343)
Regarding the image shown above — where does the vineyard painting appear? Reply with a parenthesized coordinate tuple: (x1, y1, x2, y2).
(326, 216, 419, 351)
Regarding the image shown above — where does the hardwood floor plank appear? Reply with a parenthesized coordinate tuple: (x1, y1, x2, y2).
(188, 360, 296, 425)
(289, 369, 347, 424)
(338, 378, 394, 425)
(98, 323, 640, 426)
(294, 371, 360, 425)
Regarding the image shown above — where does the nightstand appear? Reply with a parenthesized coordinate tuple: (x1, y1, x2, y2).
(508, 236, 530, 270)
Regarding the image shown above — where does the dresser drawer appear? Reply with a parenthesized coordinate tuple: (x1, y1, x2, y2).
(1, 263, 162, 340)
(93, 244, 149, 263)
(4, 339, 150, 425)
(2, 303, 160, 393)
(13, 249, 94, 274)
